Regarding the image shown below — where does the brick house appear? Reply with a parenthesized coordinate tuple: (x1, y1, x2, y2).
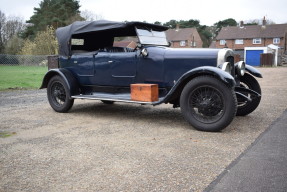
(215, 19, 287, 66)
(165, 26, 203, 48)
(113, 40, 137, 49)
(216, 22, 287, 51)
(113, 36, 138, 49)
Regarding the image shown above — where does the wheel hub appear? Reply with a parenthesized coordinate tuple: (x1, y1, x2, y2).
(51, 83, 66, 104)
(200, 98, 211, 107)
(191, 87, 223, 117)
(198, 99, 219, 116)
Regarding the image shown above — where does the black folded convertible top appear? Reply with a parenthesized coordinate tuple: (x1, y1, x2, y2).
(56, 20, 168, 56)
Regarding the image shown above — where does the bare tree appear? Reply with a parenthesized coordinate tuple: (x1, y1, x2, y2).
(4, 35, 23, 54)
(0, 10, 6, 52)
(0, 10, 26, 53)
(3, 16, 25, 42)
(81, 10, 104, 21)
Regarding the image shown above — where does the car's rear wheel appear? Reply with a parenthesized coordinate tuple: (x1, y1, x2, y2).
(180, 76, 237, 132)
(47, 75, 74, 112)
(236, 73, 261, 116)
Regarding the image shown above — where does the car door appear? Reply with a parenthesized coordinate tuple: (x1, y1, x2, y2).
(109, 52, 137, 86)
(93, 50, 137, 87)
(68, 53, 95, 86)
(92, 52, 112, 86)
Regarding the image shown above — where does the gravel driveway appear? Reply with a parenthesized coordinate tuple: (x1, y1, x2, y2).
(1, 67, 287, 192)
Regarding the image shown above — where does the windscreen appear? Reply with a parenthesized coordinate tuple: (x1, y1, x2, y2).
(136, 28, 169, 46)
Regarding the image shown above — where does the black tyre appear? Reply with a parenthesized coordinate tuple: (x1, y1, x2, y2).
(101, 100, 114, 104)
(180, 76, 237, 132)
(47, 75, 74, 112)
(236, 73, 261, 116)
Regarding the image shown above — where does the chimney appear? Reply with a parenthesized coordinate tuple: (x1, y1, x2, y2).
(175, 24, 180, 31)
(239, 21, 244, 28)
(262, 16, 267, 30)
(262, 16, 267, 26)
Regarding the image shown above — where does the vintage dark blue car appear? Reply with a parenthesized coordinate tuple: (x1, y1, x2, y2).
(41, 20, 262, 132)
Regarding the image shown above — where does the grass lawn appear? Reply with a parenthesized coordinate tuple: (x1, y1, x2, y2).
(0, 65, 47, 90)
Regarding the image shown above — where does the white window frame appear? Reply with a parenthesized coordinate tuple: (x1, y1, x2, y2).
(180, 40, 186, 47)
(253, 38, 262, 44)
(220, 40, 226, 45)
(273, 38, 280, 44)
(235, 39, 244, 44)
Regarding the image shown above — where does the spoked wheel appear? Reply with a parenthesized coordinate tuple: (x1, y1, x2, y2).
(236, 73, 261, 116)
(189, 86, 225, 123)
(180, 76, 237, 132)
(47, 76, 74, 112)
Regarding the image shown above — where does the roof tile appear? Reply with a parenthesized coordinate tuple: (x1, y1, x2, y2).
(166, 28, 196, 41)
(216, 24, 287, 40)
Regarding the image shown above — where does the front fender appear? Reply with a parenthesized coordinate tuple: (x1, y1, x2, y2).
(245, 65, 263, 78)
(178, 66, 236, 88)
(160, 66, 236, 104)
(40, 68, 79, 96)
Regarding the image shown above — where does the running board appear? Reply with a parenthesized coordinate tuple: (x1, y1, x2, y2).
(71, 93, 164, 105)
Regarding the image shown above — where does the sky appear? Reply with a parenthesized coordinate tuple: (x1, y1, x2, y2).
(0, 0, 286, 26)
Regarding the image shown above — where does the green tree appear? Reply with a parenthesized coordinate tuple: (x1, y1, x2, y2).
(154, 21, 162, 25)
(23, 0, 84, 38)
(245, 19, 259, 25)
(163, 20, 178, 28)
(163, 19, 200, 29)
(178, 19, 200, 28)
(213, 18, 237, 36)
(163, 19, 212, 47)
(197, 25, 213, 48)
(244, 18, 276, 25)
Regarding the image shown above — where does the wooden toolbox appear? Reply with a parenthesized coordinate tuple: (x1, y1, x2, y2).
(130, 84, 159, 102)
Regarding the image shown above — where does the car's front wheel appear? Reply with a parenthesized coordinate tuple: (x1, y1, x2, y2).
(180, 76, 237, 132)
(47, 75, 74, 112)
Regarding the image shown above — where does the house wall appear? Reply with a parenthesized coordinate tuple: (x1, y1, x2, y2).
(171, 41, 181, 48)
(216, 37, 285, 50)
(191, 29, 203, 48)
(127, 41, 137, 49)
(171, 30, 203, 48)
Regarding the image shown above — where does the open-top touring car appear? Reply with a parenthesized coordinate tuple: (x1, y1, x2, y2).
(41, 20, 262, 132)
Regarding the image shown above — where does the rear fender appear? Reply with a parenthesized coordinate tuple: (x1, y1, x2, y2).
(40, 68, 79, 96)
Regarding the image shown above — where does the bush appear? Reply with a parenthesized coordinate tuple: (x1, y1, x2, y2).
(20, 26, 58, 55)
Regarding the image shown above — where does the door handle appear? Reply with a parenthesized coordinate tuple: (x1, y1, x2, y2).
(108, 61, 113, 63)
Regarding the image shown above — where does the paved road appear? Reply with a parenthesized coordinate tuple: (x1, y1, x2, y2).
(0, 67, 287, 192)
(205, 109, 287, 192)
